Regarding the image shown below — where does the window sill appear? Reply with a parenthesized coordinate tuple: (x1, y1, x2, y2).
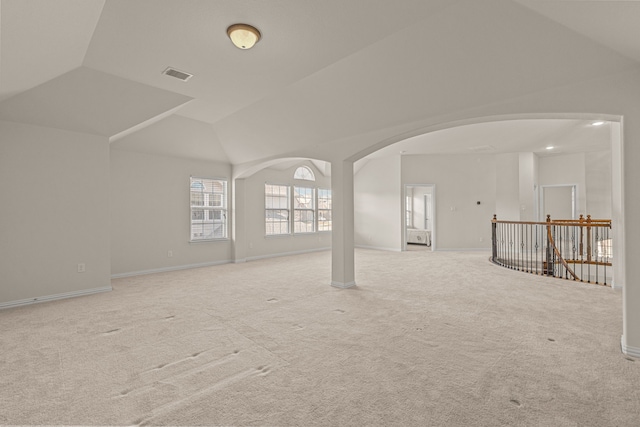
(189, 238, 229, 244)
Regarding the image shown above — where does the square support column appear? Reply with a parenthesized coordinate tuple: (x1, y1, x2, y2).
(232, 178, 247, 263)
(620, 119, 640, 358)
(331, 160, 356, 288)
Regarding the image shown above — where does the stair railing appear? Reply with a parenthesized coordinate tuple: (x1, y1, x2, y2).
(491, 214, 612, 286)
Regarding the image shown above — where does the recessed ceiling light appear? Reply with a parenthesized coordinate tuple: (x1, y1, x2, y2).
(591, 121, 605, 126)
(546, 146, 554, 150)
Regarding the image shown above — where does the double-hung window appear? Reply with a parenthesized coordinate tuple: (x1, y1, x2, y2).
(265, 184, 290, 235)
(265, 167, 332, 236)
(293, 186, 315, 233)
(190, 177, 227, 241)
(317, 189, 332, 231)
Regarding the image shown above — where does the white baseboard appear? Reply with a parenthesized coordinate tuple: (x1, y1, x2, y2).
(112, 249, 332, 278)
(611, 280, 623, 290)
(621, 336, 640, 358)
(0, 286, 112, 310)
(331, 281, 356, 289)
(111, 260, 231, 279)
(355, 245, 402, 252)
(246, 247, 330, 262)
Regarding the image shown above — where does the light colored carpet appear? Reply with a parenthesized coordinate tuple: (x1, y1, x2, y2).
(1, 249, 638, 426)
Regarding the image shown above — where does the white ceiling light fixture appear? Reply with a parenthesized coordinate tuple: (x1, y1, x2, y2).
(546, 146, 554, 150)
(227, 24, 261, 49)
(591, 121, 605, 126)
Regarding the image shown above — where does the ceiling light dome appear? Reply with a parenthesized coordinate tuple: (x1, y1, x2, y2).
(227, 24, 261, 49)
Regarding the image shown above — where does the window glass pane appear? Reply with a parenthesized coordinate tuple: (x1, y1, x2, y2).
(294, 166, 315, 181)
(265, 184, 290, 235)
(191, 192, 204, 206)
(210, 194, 222, 207)
(294, 187, 314, 209)
(317, 189, 332, 231)
(293, 186, 315, 233)
(191, 177, 227, 240)
(318, 209, 332, 232)
(294, 210, 315, 233)
(192, 209, 204, 220)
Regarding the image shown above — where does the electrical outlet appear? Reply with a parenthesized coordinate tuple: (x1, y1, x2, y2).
(77, 263, 86, 273)
(479, 237, 484, 242)
(249, 242, 253, 249)
(168, 250, 173, 258)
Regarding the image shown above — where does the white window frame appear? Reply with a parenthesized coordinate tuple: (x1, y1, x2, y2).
(406, 195, 413, 228)
(265, 166, 332, 236)
(190, 177, 228, 242)
(317, 188, 332, 232)
(293, 166, 315, 181)
(293, 186, 315, 233)
(265, 183, 291, 236)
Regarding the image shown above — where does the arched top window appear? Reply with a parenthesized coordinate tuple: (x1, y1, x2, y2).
(294, 166, 315, 181)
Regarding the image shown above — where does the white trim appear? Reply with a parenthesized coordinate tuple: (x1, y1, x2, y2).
(111, 260, 231, 279)
(403, 183, 436, 252)
(611, 280, 623, 290)
(109, 103, 189, 143)
(331, 281, 356, 289)
(621, 336, 640, 358)
(246, 247, 330, 262)
(0, 286, 112, 310)
(355, 245, 402, 252)
(538, 183, 579, 221)
(190, 176, 229, 242)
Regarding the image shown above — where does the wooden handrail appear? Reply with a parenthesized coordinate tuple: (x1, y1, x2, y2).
(491, 214, 611, 227)
(490, 214, 612, 286)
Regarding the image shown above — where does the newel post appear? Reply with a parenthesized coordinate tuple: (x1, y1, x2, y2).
(545, 214, 553, 276)
(491, 215, 497, 263)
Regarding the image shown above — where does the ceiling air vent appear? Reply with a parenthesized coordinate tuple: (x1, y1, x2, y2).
(162, 67, 193, 82)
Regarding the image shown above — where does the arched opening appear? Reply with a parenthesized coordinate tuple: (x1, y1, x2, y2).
(349, 114, 623, 289)
(231, 157, 332, 263)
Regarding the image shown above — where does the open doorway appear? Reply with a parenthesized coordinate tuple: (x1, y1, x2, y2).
(540, 184, 576, 220)
(404, 184, 435, 251)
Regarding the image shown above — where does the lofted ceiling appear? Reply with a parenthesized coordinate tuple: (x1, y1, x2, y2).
(1, 0, 639, 167)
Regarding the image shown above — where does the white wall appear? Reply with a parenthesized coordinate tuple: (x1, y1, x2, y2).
(354, 156, 402, 251)
(538, 153, 587, 219)
(242, 161, 331, 260)
(402, 154, 496, 250)
(0, 121, 111, 306)
(585, 150, 612, 219)
(519, 152, 538, 221)
(356, 150, 612, 252)
(495, 153, 521, 221)
(110, 149, 232, 276)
